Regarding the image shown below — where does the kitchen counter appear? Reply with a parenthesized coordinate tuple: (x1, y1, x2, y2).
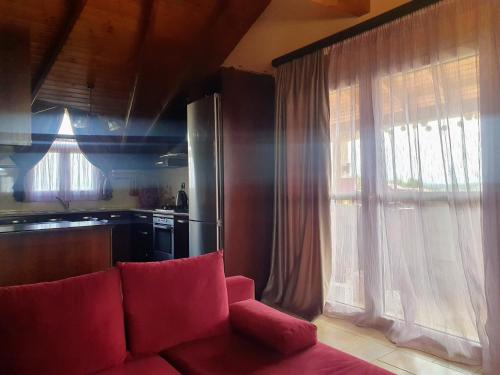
(0, 207, 132, 218)
(0, 220, 118, 234)
(0, 208, 190, 219)
(136, 209, 189, 218)
(0, 222, 113, 286)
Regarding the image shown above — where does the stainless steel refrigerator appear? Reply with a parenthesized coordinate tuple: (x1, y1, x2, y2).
(187, 94, 224, 257)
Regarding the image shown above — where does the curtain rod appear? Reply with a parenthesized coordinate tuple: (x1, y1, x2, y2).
(271, 0, 442, 67)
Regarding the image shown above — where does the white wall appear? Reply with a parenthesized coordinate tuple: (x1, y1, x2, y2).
(224, 0, 411, 74)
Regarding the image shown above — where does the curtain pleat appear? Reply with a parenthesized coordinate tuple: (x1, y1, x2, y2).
(262, 50, 332, 320)
(10, 107, 65, 202)
(67, 109, 116, 200)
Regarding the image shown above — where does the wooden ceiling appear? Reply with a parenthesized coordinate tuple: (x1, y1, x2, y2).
(0, 0, 270, 134)
(311, 0, 370, 16)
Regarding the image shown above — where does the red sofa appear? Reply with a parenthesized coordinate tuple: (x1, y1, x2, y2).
(0, 251, 390, 374)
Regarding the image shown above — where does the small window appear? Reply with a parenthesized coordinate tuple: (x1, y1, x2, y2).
(25, 110, 106, 202)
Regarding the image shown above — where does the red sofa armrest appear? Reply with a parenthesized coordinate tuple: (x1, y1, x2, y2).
(225, 276, 255, 304)
(229, 299, 317, 355)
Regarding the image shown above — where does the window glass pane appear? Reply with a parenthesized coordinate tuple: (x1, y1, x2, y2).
(329, 54, 483, 343)
(376, 55, 482, 342)
(328, 84, 365, 310)
(26, 111, 104, 201)
(57, 111, 74, 136)
(330, 85, 361, 196)
(31, 151, 60, 192)
(378, 55, 480, 193)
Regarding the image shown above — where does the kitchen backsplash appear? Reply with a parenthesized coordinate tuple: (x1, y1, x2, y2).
(158, 166, 188, 194)
(0, 157, 189, 212)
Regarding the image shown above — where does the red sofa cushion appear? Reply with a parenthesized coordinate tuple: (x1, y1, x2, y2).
(226, 275, 255, 304)
(94, 355, 181, 375)
(230, 299, 317, 354)
(0, 269, 127, 375)
(162, 332, 392, 375)
(119, 251, 230, 355)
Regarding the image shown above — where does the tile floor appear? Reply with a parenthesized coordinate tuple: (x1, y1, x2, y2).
(314, 315, 482, 375)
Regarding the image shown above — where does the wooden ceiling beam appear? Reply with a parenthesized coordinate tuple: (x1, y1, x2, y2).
(312, 0, 370, 16)
(148, 0, 271, 131)
(147, 0, 228, 131)
(31, 0, 87, 104)
(124, 0, 157, 129)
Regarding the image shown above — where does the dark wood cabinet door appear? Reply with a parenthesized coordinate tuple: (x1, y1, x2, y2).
(174, 218, 189, 259)
(131, 223, 153, 262)
(112, 224, 132, 264)
(0, 227, 112, 286)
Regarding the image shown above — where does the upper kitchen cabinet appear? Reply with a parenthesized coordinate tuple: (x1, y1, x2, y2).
(0, 25, 31, 148)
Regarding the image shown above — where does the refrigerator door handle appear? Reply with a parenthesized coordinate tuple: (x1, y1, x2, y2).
(214, 94, 224, 250)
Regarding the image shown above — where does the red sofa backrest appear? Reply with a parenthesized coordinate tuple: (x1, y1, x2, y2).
(118, 251, 230, 355)
(0, 269, 127, 374)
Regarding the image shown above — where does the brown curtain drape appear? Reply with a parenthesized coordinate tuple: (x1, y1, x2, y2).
(67, 109, 115, 200)
(10, 106, 65, 201)
(262, 50, 332, 320)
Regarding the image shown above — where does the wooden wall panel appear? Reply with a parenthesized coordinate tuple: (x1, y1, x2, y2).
(0, 227, 112, 286)
(0, 25, 31, 146)
(221, 69, 274, 298)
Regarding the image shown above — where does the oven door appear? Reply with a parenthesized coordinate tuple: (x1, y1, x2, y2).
(153, 223, 174, 261)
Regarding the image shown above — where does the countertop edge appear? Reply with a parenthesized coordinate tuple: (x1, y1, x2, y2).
(0, 220, 118, 234)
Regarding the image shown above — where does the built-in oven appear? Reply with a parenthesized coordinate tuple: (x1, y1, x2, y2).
(153, 214, 174, 261)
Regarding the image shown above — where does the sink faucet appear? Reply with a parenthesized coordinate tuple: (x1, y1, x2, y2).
(55, 196, 70, 210)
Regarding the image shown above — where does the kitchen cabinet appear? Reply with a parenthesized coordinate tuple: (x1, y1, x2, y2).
(112, 223, 131, 263)
(0, 210, 155, 264)
(0, 26, 31, 147)
(174, 217, 189, 259)
(107, 211, 132, 264)
(131, 212, 153, 262)
(0, 226, 112, 286)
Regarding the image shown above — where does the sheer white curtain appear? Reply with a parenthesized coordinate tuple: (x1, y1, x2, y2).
(25, 112, 105, 202)
(325, 0, 499, 371)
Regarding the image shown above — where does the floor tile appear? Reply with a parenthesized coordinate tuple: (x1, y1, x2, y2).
(315, 314, 483, 375)
(379, 350, 467, 375)
(391, 347, 480, 375)
(316, 324, 362, 351)
(372, 360, 414, 374)
(342, 338, 394, 362)
(317, 324, 394, 361)
(316, 314, 397, 347)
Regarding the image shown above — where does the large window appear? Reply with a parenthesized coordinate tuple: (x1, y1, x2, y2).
(25, 111, 105, 202)
(328, 55, 483, 343)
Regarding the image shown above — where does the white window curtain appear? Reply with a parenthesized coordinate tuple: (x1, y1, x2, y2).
(325, 0, 500, 371)
(25, 112, 105, 202)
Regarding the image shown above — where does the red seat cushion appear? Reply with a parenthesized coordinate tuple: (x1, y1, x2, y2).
(230, 299, 317, 354)
(119, 251, 230, 355)
(93, 355, 181, 375)
(0, 269, 127, 375)
(162, 333, 392, 375)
